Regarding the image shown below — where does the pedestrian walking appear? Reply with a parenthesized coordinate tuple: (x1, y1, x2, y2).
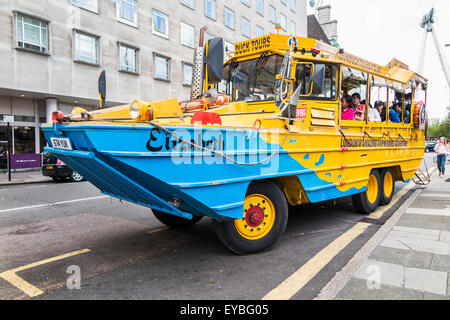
(434, 137, 449, 177)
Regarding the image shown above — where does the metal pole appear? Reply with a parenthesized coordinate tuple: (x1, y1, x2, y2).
(7, 122, 11, 182)
(430, 29, 450, 90)
(417, 29, 428, 74)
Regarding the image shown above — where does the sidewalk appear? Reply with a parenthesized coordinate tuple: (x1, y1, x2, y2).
(0, 169, 52, 186)
(332, 165, 450, 300)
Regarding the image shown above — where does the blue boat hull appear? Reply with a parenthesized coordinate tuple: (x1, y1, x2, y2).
(42, 123, 364, 221)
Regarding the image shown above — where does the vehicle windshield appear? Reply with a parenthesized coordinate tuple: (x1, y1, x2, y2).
(223, 54, 284, 102)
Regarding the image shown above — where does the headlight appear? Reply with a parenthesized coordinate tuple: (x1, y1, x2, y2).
(129, 100, 143, 120)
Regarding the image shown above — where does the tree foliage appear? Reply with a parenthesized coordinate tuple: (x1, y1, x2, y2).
(428, 111, 450, 138)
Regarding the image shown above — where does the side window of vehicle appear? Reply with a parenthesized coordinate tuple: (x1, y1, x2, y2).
(341, 68, 368, 121)
(294, 63, 337, 100)
(369, 76, 388, 122)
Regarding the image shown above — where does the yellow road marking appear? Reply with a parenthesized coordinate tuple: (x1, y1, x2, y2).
(368, 180, 416, 219)
(147, 226, 169, 234)
(262, 222, 370, 300)
(0, 248, 90, 297)
(0, 271, 44, 297)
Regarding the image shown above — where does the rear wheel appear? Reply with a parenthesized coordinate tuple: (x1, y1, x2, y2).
(380, 168, 395, 205)
(352, 170, 381, 214)
(152, 210, 202, 228)
(212, 181, 288, 255)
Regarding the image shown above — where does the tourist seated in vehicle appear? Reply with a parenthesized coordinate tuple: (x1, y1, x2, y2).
(368, 101, 384, 122)
(341, 95, 354, 120)
(389, 103, 402, 123)
(353, 94, 365, 121)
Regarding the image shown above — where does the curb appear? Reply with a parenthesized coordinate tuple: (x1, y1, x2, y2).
(315, 167, 438, 300)
(0, 179, 53, 187)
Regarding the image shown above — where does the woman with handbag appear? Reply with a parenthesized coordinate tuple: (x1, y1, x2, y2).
(434, 137, 449, 177)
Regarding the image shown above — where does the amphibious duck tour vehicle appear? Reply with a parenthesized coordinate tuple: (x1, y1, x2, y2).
(42, 29, 428, 254)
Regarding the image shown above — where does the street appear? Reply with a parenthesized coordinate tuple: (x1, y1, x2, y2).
(0, 155, 436, 300)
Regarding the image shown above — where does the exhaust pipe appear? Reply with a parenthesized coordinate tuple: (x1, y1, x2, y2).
(190, 26, 207, 101)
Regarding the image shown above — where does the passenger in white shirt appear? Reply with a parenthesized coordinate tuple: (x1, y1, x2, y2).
(368, 101, 384, 122)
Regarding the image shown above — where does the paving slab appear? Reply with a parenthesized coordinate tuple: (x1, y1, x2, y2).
(354, 259, 404, 288)
(369, 246, 433, 270)
(430, 254, 450, 273)
(406, 208, 450, 217)
(380, 234, 450, 255)
(336, 278, 423, 300)
(396, 214, 450, 232)
(404, 267, 448, 295)
(390, 226, 441, 241)
(440, 231, 450, 243)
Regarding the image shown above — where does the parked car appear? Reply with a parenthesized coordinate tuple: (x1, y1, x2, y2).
(41, 151, 85, 182)
(425, 141, 436, 152)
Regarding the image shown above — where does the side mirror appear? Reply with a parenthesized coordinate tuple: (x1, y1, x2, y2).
(311, 64, 325, 95)
(204, 38, 224, 83)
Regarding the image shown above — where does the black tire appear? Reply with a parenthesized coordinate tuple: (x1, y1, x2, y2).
(212, 180, 288, 255)
(69, 170, 84, 182)
(152, 209, 202, 228)
(352, 169, 381, 214)
(380, 168, 395, 206)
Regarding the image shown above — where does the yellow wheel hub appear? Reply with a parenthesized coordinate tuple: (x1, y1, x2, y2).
(383, 171, 393, 198)
(235, 194, 276, 240)
(366, 174, 379, 204)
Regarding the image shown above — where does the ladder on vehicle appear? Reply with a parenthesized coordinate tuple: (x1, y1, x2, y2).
(412, 158, 431, 185)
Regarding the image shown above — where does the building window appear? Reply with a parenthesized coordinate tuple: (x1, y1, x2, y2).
(72, 0, 98, 13)
(119, 44, 138, 73)
(180, 0, 194, 9)
(224, 7, 234, 29)
(183, 63, 192, 85)
(204, 0, 216, 20)
(281, 0, 287, 5)
(241, 17, 250, 38)
(256, 0, 264, 16)
(241, 0, 250, 7)
(74, 30, 99, 65)
(223, 41, 234, 61)
(290, 0, 296, 12)
(205, 32, 215, 42)
(256, 25, 264, 37)
(152, 9, 169, 38)
(16, 13, 49, 54)
(269, 5, 276, 23)
(280, 13, 287, 30)
(14, 126, 35, 154)
(154, 55, 170, 80)
(180, 22, 195, 48)
(116, 0, 137, 27)
(290, 20, 296, 35)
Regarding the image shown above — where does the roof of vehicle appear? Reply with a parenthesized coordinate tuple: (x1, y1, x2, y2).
(230, 34, 428, 87)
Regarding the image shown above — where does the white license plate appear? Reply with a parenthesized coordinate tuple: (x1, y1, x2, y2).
(50, 137, 72, 150)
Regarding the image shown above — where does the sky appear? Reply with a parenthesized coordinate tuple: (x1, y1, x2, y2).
(307, 0, 450, 120)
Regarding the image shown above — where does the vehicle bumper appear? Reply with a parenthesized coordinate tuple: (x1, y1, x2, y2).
(41, 165, 71, 177)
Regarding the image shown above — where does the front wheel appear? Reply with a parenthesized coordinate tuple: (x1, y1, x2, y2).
(152, 210, 202, 228)
(352, 170, 381, 214)
(212, 181, 288, 255)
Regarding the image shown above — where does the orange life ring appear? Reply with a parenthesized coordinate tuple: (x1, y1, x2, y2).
(180, 94, 229, 111)
(413, 101, 426, 130)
